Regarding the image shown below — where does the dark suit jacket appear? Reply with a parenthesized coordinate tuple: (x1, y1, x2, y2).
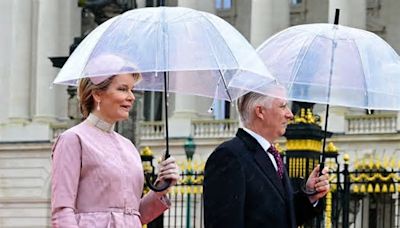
(204, 128, 322, 228)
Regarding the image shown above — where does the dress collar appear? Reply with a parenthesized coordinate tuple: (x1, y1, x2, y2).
(86, 113, 115, 133)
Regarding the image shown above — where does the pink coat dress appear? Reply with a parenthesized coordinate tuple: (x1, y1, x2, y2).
(51, 117, 169, 227)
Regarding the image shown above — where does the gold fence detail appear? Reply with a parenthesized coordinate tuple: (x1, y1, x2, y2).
(169, 160, 205, 195)
(286, 139, 322, 152)
(347, 154, 400, 194)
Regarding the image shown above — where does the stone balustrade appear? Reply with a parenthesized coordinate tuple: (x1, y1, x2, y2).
(139, 119, 239, 140)
(139, 121, 165, 139)
(191, 119, 239, 138)
(346, 114, 397, 134)
(139, 114, 399, 139)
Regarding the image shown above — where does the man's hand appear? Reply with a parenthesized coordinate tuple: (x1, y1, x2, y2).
(306, 165, 330, 203)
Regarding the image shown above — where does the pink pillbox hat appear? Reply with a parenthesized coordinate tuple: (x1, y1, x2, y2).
(84, 54, 137, 85)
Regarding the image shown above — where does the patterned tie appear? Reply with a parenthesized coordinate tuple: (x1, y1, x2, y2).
(268, 145, 283, 179)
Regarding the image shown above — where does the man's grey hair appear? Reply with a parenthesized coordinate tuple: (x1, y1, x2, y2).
(237, 92, 274, 127)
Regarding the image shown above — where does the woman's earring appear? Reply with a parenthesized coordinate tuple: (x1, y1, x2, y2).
(97, 101, 101, 111)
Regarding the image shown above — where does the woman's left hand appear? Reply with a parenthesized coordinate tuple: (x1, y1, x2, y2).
(155, 156, 180, 195)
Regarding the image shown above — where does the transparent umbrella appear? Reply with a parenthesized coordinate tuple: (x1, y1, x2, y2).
(257, 11, 400, 172)
(53, 6, 276, 190)
(54, 7, 275, 100)
(257, 23, 400, 110)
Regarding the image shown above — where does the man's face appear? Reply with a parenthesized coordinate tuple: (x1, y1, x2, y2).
(259, 97, 293, 142)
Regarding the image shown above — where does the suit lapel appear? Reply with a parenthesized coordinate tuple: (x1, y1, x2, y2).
(236, 129, 286, 201)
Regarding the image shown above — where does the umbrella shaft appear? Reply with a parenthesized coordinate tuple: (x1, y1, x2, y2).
(164, 71, 170, 158)
(320, 103, 330, 175)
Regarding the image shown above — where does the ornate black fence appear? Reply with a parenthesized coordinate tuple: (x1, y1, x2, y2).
(143, 151, 400, 228)
(163, 161, 204, 228)
(328, 154, 400, 228)
(142, 155, 205, 228)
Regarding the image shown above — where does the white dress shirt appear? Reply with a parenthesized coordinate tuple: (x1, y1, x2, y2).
(242, 127, 278, 171)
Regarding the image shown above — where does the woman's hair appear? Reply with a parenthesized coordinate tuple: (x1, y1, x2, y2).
(78, 73, 142, 118)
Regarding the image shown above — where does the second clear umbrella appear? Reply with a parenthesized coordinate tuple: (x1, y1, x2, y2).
(257, 20, 400, 172)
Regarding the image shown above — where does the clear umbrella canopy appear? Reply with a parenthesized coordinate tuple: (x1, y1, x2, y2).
(257, 23, 400, 110)
(54, 6, 276, 101)
(53, 7, 277, 191)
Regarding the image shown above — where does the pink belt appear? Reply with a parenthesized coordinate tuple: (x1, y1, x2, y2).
(76, 207, 140, 216)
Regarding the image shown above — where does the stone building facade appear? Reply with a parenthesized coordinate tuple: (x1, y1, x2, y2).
(0, 0, 399, 227)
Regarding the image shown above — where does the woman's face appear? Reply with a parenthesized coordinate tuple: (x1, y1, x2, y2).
(92, 73, 136, 123)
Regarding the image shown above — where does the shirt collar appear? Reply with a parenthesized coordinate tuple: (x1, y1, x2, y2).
(242, 127, 271, 151)
(86, 113, 115, 133)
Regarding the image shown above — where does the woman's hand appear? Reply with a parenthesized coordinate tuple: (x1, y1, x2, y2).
(155, 156, 180, 196)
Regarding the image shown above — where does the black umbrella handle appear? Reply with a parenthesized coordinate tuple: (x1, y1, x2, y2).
(145, 174, 172, 192)
(145, 153, 172, 192)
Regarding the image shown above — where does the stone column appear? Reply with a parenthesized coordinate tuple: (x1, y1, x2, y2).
(33, 0, 59, 123)
(329, 0, 366, 29)
(384, 0, 400, 53)
(178, 0, 216, 115)
(167, 0, 215, 138)
(136, 0, 146, 8)
(8, 0, 32, 123)
(0, 1, 13, 123)
(250, 0, 289, 47)
(54, 0, 81, 121)
(169, 93, 199, 137)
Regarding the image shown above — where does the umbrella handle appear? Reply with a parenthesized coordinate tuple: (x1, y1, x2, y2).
(145, 174, 172, 192)
(144, 153, 172, 192)
(319, 161, 325, 176)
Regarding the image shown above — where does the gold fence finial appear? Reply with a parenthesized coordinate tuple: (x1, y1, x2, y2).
(327, 142, 338, 153)
(368, 155, 374, 169)
(343, 153, 350, 164)
(306, 108, 316, 124)
(141, 146, 153, 156)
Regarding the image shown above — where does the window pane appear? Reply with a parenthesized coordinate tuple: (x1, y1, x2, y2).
(216, 0, 222, 9)
(213, 100, 225, 120)
(291, 0, 302, 5)
(223, 0, 232, 9)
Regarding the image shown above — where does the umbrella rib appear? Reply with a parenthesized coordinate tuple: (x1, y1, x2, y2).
(321, 26, 340, 173)
(287, 34, 319, 98)
(326, 33, 337, 104)
(166, 10, 198, 24)
(200, 13, 237, 101)
(219, 69, 233, 102)
(201, 13, 240, 68)
(352, 39, 369, 109)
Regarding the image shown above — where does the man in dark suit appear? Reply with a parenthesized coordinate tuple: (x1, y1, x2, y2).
(204, 90, 330, 228)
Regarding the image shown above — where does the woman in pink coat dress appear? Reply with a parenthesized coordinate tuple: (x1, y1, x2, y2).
(51, 72, 180, 227)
